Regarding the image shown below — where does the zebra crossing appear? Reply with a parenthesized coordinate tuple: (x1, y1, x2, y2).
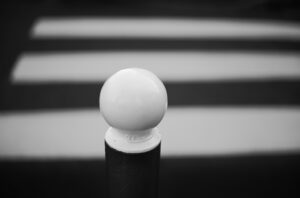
(1, 1, 300, 197)
(1, 17, 300, 158)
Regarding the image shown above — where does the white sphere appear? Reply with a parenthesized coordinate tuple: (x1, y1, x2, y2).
(100, 68, 168, 131)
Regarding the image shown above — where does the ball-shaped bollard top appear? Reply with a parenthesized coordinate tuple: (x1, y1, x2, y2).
(100, 68, 168, 132)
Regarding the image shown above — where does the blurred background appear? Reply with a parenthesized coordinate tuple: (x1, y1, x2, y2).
(1, 0, 300, 197)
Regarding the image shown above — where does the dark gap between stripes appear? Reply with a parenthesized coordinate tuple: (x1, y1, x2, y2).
(27, 39, 300, 52)
(1, 81, 300, 111)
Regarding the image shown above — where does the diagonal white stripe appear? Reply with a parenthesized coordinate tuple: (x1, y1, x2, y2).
(1, 108, 300, 158)
(32, 18, 300, 39)
(12, 52, 300, 83)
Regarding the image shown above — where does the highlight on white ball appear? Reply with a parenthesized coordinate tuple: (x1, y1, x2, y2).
(100, 68, 168, 131)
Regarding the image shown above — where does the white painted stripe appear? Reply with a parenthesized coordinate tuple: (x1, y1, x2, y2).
(12, 52, 300, 83)
(1, 108, 300, 158)
(32, 18, 300, 39)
